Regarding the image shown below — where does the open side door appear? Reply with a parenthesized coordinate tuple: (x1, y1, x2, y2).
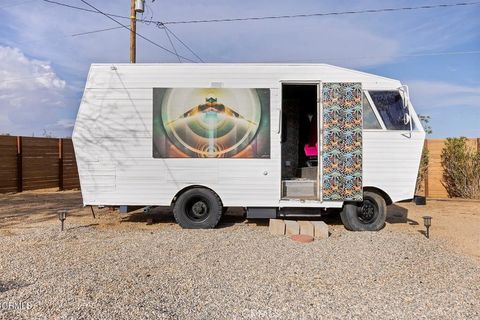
(320, 82, 363, 202)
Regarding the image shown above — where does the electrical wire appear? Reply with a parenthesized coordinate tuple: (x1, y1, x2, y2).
(162, 25, 205, 63)
(155, 2, 480, 25)
(41, 1, 480, 25)
(41, 0, 128, 19)
(159, 24, 182, 62)
(71, 26, 124, 37)
(40, 0, 203, 62)
(78, 0, 197, 62)
(260, 50, 480, 63)
(141, 2, 154, 26)
(139, 2, 202, 62)
(39, 0, 479, 63)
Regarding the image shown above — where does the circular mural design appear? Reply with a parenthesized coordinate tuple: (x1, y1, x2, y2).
(160, 88, 262, 158)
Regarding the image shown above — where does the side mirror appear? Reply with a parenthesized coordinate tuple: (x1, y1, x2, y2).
(399, 85, 410, 109)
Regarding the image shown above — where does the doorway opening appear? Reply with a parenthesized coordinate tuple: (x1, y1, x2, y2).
(281, 84, 319, 200)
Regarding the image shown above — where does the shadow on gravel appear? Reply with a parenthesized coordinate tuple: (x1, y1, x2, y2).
(0, 281, 30, 293)
(418, 230, 428, 238)
(386, 204, 417, 225)
(0, 213, 62, 229)
(119, 207, 248, 229)
(122, 207, 176, 225)
(320, 212, 343, 225)
(68, 223, 100, 230)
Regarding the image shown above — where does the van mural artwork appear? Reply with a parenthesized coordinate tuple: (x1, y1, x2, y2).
(153, 88, 271, 158)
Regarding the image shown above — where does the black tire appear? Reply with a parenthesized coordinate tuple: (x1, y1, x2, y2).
(173, 188, 223, 229)
(340, 191, 386, 231)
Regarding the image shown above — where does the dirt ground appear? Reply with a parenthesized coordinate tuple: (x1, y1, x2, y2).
(0, 190, 479, 260)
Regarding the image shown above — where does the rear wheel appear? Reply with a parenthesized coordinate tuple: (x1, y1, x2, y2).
(173, 188, 223, 229)
(340, 191, 386, 231)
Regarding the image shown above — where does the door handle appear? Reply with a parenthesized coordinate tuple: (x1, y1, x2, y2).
(277, 108, 282, 134)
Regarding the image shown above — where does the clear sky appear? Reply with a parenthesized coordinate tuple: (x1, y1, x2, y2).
(0, 0, 479, 138)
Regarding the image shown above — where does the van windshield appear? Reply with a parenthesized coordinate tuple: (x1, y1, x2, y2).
(369, 91, 409, 130)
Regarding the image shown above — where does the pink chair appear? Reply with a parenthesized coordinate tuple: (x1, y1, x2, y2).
(304, 143, 318, 157)
(304, 116, 318, 159)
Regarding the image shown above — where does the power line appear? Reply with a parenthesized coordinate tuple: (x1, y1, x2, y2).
(42, 0, 127, 19)
(42, 1, 480, 26)
(159, 24, 181, 62)
(71, 26, 123, 37)
(395, 50, 480, 58)
(38, 0, 479, 63)
(78, 0, 197, 62)
(264, 50, 480, 63)
(162, 24, 205, 63)
(157, 2, 480, 25)
(139, 3, 202, 63)
(42, 0, 202, 62)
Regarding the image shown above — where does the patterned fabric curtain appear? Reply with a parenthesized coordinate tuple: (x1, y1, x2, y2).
(322, 83, 363, 201)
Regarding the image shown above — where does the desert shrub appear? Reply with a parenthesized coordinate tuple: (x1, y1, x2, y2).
(415, 115, 431, 194)
(416, 145, 429, 194)
(441, 137, 480, 199)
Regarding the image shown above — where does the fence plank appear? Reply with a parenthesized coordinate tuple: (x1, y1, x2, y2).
(17, 136, 23, 192)
(0, 136, 18, 193)
(59, 139, 64, 190)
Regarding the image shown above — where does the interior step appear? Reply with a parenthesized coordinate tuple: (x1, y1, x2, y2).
(282, 179, 317, 199)
(299, 166, 318, 180)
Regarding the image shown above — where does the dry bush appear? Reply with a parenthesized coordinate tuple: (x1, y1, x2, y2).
(415, 145, 429, 194)
(415, 115, 431, 194)
(441, 137, 480, 199)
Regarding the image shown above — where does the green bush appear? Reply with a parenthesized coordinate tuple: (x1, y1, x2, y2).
(441, 137, 480, 199)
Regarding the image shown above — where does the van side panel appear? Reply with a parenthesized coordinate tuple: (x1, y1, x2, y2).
(363, 130, 425, 202)
(73, 64, 411, 207)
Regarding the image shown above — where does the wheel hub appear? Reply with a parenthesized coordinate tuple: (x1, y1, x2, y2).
(191, 201, 207, 216)
(357, 199, 377, 224)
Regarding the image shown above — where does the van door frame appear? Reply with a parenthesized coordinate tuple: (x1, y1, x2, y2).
(279, 80, 322, 202)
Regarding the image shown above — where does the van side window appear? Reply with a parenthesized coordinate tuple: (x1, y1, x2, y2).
(369, 91, 409, 130)
(362, 93, 382, 129)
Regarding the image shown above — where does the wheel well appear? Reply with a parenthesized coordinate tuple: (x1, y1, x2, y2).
(171, 185, 223, 207)
(363, 187, 392, 205)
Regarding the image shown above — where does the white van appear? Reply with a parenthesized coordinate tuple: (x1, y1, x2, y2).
(72, 63, 425, 231)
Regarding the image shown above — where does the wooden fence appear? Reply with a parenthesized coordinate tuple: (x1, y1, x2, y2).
(422, 138, 480, 198)
(0, 136, 479, 197)
(0, 136, 79, 193)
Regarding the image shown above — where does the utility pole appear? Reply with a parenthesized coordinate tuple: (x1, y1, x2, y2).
(130, 0, 136, 63)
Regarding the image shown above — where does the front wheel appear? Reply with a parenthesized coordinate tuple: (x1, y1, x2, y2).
(340, 191, 386, 231)
(173, 188, 223, 229)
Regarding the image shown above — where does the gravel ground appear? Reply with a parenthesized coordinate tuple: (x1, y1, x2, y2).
(0, 192, 479, 319)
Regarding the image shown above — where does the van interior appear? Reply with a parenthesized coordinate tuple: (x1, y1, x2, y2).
(281, 84, 319, 200)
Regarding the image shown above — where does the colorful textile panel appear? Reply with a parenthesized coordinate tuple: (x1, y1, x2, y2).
(322, 82, 363, 201)
(153, 88, 270, 158)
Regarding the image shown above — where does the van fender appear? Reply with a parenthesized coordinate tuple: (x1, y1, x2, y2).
(170, 185, 224, 208)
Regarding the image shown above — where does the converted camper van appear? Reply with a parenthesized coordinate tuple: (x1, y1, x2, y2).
(72, 64, 425, 231)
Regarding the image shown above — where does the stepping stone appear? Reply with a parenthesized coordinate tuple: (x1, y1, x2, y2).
(269, 219, 285, 235)
(285, 220, 300, 236)
(290, 234, 314, 243)
(311, 221, 329, 239)
(298, 221, 314, 237)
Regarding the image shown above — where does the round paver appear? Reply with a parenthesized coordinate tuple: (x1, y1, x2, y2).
(290, 234, 314, 243)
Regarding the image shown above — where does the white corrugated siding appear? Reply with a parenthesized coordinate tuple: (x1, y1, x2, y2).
(72, 63, 423, 206)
